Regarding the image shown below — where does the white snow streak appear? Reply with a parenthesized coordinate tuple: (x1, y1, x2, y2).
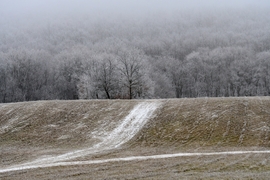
(1, 151, 270, 173)
(2, 100, 269, 174)
(0, 101, 160, 172)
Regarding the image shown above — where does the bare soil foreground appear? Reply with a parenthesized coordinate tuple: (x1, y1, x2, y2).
(1, 97, 270, 179)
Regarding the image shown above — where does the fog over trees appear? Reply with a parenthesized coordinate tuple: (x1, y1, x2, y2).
(0, 0, 270, 102)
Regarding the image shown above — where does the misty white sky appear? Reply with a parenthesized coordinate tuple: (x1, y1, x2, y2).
(1, 0, 270, 17)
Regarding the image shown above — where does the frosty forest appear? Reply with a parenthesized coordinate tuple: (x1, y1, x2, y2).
(0, 0, 270, 103)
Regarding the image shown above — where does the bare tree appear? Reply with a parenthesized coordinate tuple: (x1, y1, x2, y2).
(98, 58, 118, 99)
(117, 49, 146, 99)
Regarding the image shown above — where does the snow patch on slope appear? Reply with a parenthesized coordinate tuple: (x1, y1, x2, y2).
(0, 117, 19, 134)
(1, 101, 161, 171)
(2, 150, 270, 173)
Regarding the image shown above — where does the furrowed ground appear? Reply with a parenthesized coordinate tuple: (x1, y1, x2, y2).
(1, 97, 270, 179)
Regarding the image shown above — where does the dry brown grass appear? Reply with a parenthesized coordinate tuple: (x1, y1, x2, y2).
(0, 100, 138, 165)
(1, 97, 270, 179)
(131, 97, 270, 149)
(1, 154, 270, 180)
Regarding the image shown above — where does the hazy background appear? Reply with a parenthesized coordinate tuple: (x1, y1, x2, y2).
(1, 0, 270, 17)
(1, 0, 270, 102)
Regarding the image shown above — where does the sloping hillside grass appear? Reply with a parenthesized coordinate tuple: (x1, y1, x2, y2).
(1, 97, 270, 179)
(1, 97, 270, 153)
(0, 100, 142, 148)
(131, 97, 270, 150)
(0, 100, 140, 165)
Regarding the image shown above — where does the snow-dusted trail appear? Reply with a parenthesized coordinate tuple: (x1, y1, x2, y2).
(0, 101, 161, 173)
(1, 151, 270, 173)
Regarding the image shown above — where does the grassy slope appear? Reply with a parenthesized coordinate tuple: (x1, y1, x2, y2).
(1, 97, 270, 152)
(130, 97, 270, 150)
(0, 100, 139, 165)
(1, 97, 270, 179)
(0, 100, 143, 147)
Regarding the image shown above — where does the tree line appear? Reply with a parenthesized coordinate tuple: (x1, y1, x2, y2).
(0, 8, 270, 102)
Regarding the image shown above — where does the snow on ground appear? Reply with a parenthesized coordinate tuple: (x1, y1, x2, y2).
(0, 116, 19, 134)
(0, 101, 161, 172)
(2, 98, 270, 174)
(1, 150, 270, 173)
